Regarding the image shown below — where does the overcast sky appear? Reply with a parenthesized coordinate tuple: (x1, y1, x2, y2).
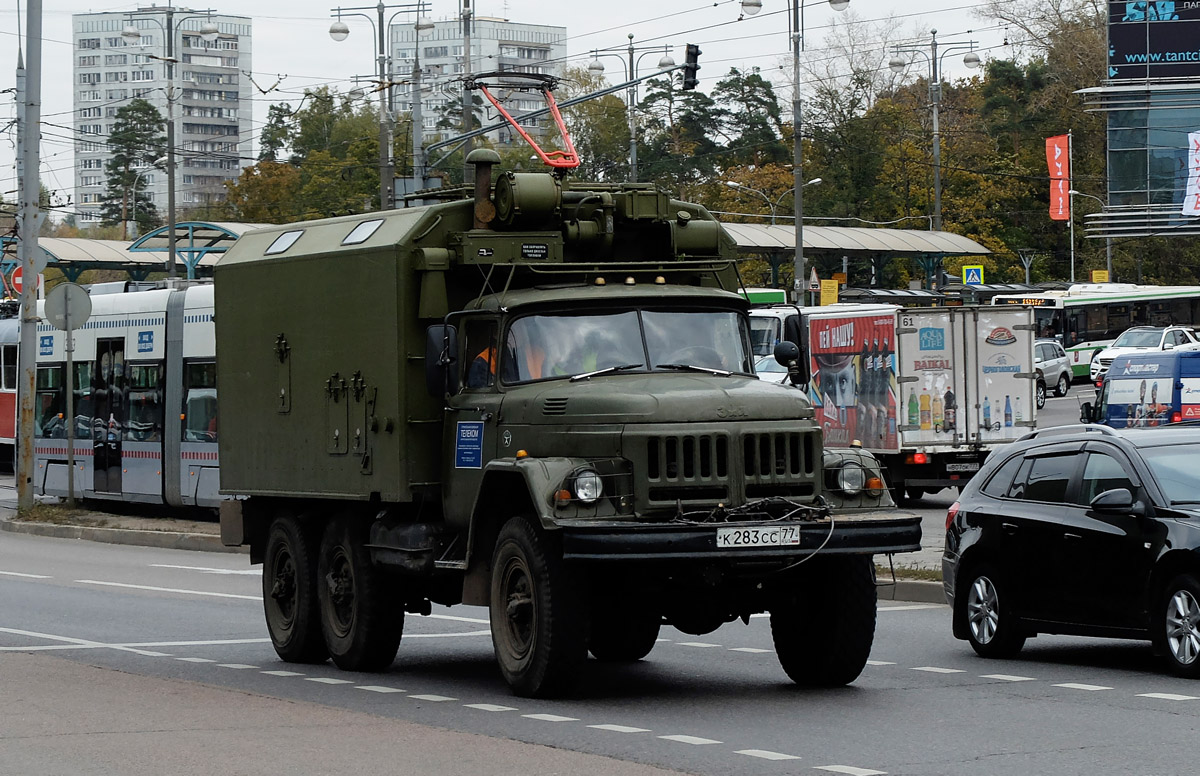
(0, 0, 1007, 213)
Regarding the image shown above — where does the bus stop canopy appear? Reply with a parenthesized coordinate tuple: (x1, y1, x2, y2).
(718, 223, 991, 257)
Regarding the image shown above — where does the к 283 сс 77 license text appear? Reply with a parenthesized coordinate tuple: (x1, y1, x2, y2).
(715, 525, 801, 548)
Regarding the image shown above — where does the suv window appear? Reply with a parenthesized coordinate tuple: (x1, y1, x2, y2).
(1052, 343, 1066, 358)
(981, 454, 1025, 498)
(1077, 452, 1136, 505)
(1018, 454, 1076, 503)
(1035, 344, 1048, 362)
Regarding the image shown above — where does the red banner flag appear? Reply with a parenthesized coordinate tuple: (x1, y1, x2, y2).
(1046, 135, 1070, 221)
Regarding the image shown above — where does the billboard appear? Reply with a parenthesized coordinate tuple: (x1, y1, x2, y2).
(1109, 2, 1200, 80)
(807, 314, 897, 450)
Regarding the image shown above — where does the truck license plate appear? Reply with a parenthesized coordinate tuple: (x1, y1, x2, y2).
(945, 462, 980, 472)
(716, 525, 801, 548)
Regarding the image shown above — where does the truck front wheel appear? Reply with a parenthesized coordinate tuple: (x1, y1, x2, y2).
(770, 555, 877, 686)
(490, 517, 586, 697)
(317, 516, 404, 671)
(263, 517, 328, 663)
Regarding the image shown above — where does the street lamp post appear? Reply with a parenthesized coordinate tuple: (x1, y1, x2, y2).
(888, 30, 981, 233)
(740, 0, 850, 306)
(723, 178, 822, 225)
(123, 11, 219, 279)
(333, 4, 433, 204)
(588, 36, 675, 182)
(1068, 189, 1113, 281)
(127, 158, 167, 240)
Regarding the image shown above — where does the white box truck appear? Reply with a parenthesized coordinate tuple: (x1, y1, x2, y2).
(752, 303, 1036, 502)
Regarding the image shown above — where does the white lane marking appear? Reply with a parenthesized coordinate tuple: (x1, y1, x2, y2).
(409, 694, 457, 702)
(912, 666, 966, 674)
(150, 564, 258, 576)
(465, 703, 517, 712)
(982, 674, 1037, 682)
(523, 714, 578, 722)
(426, 613, 489, 625)
(403, 630, 491, 638)
(217, 663, 258, 670)
(815, 766, 887, 776)
(306, 677, 353, 685)
(262, 670, 305, 677)
(590, 724, 650, 733)
(878, 604, 943, 611)
(659, 735, 722, 745)
(866, 660, 895, 666)
(139, 651, 172, 657)
(676, 642, 721, 648)
(736, 750, 801, 761)
(119, 638, 272, 648)
(76, 579, 259, 601)
(1138, 693, 1200, 701)
(0, 626, 172, 656)
(729, 647, 771, 654)
(1053, 683, 1112, 691)
(0, 570, 52, 579)
(358, 686, 405, 694)
(176, 657, 215, 663)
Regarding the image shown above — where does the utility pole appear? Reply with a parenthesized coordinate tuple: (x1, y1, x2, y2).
(461, 0, 473, 185)
(16, 0, 42, 510)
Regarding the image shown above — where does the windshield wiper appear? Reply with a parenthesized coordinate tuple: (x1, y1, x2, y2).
(656, 363, 733, 377)
(568, 363, 642, 382)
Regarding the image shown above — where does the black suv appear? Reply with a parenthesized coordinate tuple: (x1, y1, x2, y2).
(944, 425, 1200, 676)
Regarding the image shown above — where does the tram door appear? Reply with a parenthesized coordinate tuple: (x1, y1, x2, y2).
(92, 338, 125, 494)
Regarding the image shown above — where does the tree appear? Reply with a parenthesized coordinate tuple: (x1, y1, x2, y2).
(709, 67, 785, 168)
(98, 98, 165, 238)
(637, 75, 723, 199)
(559, 65, 632, 181)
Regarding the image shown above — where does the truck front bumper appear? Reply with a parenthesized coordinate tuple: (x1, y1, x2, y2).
(557, 511, 921, 562)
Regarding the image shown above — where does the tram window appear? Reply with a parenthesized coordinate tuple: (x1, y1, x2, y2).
(72, 362, 94, 440)
(1, 345, 16, 390)
(124, 364, 163, 442)
(183, 362, 218, 442)
(35, 365, 65, 438)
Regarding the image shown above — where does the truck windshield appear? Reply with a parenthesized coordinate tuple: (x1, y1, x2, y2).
(503, 309, 752, 383)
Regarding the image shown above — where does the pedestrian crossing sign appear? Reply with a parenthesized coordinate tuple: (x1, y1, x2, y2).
(962, 265, 984, 286)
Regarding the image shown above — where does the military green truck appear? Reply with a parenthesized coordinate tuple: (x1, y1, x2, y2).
(216, 151, 920, 697)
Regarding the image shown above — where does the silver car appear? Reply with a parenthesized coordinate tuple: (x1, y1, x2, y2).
(1034, 338, 1071, 409)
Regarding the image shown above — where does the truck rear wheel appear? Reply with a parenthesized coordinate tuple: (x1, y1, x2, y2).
(770, 555, 877, 686)
(263, 517, 328, 663)
(317, 516, 403, 672)
(490, 516, 586, 697)
(588, 603, 660, 662)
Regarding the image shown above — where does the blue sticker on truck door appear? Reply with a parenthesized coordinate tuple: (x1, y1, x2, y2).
(455, 421, 484, 468)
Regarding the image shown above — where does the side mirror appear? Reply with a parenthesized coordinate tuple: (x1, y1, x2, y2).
(1165, 343, 1176, 350)
(773, 341, 805, 387)
(1090, 487, 1146, 516)
(425, 324, 459, 397)
(1079, 401, 1093, 424)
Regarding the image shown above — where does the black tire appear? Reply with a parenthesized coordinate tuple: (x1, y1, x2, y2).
(770, 555, 877, 686)
(905, 487, 925, 502)
(1035, 379, 1047, 410)
(588, 603, 661, 662)
(317, 516, 403, 672)
(490, 517, 587, 697)
(959, 566, 1026, 659)
(263, 517, 328, 664)
(1158, 574, 1200, 678)
(1055, 374, 1071, 397)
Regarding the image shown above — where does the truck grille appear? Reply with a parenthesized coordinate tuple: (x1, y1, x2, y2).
(637, 426, 817, 505)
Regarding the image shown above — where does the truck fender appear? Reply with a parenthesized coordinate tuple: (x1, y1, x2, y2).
(460, 456, 581, 606)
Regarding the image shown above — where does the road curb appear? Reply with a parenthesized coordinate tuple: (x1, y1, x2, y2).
(0, 518, 245, 554)
(879, 579, 945, 605)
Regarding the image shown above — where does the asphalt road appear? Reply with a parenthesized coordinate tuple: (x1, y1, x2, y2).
(4, 528, 1200, 776)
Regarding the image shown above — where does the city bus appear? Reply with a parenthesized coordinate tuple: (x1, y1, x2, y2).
(991, 283, 1200, 379)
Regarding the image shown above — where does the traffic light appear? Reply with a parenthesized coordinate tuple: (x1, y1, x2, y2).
(682, 44, 701, 91)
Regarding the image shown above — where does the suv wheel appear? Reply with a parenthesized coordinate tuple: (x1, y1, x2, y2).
(1055, 374, 1070, 397)
(1159, 574, 1200, 678)
(1035, 380, 1046, 410)
(960, 566, 1026, 658)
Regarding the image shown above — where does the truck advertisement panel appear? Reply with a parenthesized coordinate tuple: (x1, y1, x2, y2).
(895, 309, 961, 448)
(1105, 374, 1174, 427)
(971, 310, 1036, 443)
(807, 313, 897, 451)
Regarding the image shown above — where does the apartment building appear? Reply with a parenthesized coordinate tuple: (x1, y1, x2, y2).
(72, 8, 252, 226)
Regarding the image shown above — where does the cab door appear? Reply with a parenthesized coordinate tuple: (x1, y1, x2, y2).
(442, 316, 505, 527)
(92, 338, 125, 494)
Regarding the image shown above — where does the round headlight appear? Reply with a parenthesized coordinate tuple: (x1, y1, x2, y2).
(836, 463, 866, 496)
(574, 470, 603, 503)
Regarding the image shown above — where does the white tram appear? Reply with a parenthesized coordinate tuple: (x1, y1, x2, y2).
(32, 283, 220, 507)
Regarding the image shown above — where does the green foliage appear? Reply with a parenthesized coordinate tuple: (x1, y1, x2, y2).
(98, 98, 165, 237)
